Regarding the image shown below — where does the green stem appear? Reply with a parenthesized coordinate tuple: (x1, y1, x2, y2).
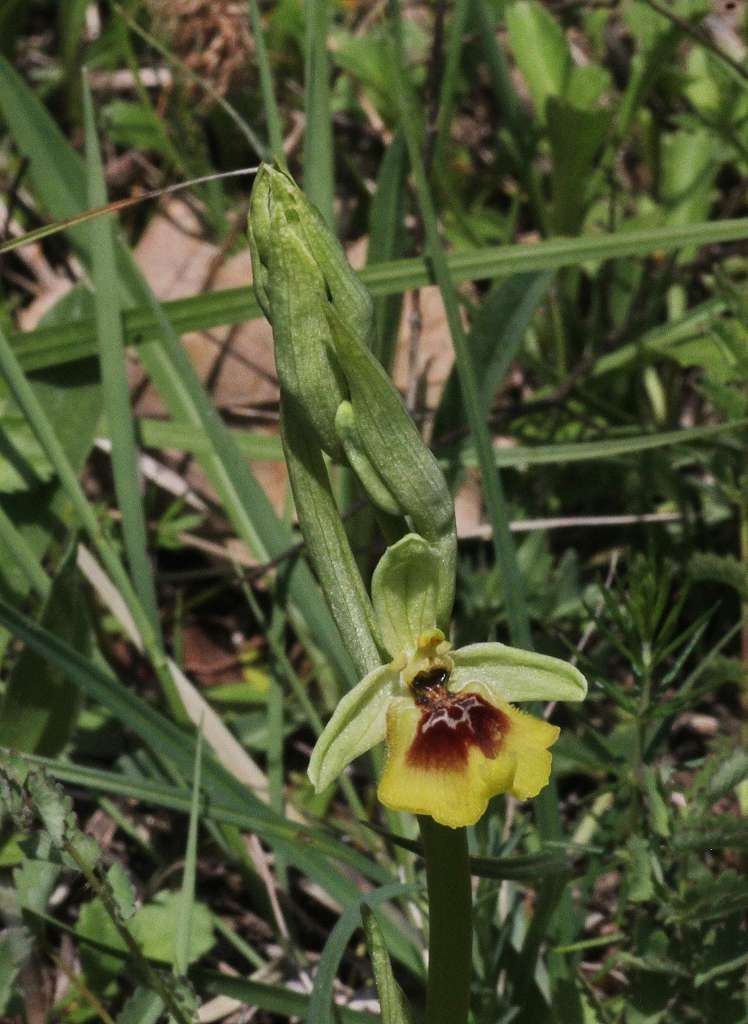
(419, 818, 472, 1024)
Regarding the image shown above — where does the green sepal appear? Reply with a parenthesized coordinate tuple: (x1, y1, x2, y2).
(268, 220, 348, 459)
(308, 665, 398, 792)
(371, 534, 443, 658)
(450, 643, 588, 702)
(335, 401, 403, 516)
(326, 305, 457, 626)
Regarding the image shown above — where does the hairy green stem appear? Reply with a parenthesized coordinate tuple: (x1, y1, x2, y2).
(419, 818, 472, 1024)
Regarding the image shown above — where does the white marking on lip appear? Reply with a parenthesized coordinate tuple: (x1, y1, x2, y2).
(421, 695, 482, 734)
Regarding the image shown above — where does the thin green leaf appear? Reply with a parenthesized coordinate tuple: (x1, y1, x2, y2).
(304, 0, 334, 225)
(12, 220, 748, 375)
(82, 70, 160, 637)
(305, 883, 418, 1024)
(248, 0, 285, 163)
(174, 722, 204, 978)
(361, 905, 415, 1023)
(458, 418, 748, 469)
(368, 132, 409, 370)
(0, 55, 356, 687)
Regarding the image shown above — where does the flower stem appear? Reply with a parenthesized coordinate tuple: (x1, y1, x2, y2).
(419, 817, 472, 1024)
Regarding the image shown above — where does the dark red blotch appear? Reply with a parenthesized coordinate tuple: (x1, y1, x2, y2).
(406, 693, 508, 771)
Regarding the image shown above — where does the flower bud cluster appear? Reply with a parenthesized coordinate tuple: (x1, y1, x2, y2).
(248, 164, 457, 624)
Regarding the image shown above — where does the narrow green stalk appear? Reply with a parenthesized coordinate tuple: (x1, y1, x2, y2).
(281, 408, 383, 676)
(387, 0, 571, 960)
(174, 722, 203, 977)
(83, 72, 162, 640)
(387, 0, 532, 649)
(468, 0, 520, 132)
(419, 818, 472, 1024)
(248, 0, 285, 163)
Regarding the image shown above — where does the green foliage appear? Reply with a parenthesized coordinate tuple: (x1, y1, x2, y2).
(0, 2, 747, 1021)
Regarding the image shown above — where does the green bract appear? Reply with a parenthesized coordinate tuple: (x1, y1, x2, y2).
(308, 533, 588, 794)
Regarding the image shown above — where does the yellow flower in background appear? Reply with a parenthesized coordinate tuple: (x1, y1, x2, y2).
(308, 534, 587, 829)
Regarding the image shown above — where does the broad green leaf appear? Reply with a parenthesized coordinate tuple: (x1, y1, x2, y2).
(107, 862, 137, 921)
(505, 0, 570, 119)
(132, 891, 214, 965)
(0, 404, 53, 493)
(102, 100, 172, 155)
(547, 97, 609, 235)
(77, 893, 213, 978)
(116, 987, 164, 1024)
(0, 543, 87, 756)
(661, 128, 718, 230)
(707, 749, 748, 800)
(566, 63, 612, 110)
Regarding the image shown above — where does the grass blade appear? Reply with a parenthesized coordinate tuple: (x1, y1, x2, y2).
(174, 721, 203, 978)
(305, 883, 419, 1024)
(248, 0, 285, 163)
(0, 323, 181, 717)
(304, 0, 334, 225)
(473, 418, 748, 467)
(433, 0, 471, 165)
(0, 55, 356, 687)
(368, 132, 409, 370)
(197, 969, 377, 1022)
(362, 904, 415, 1023)
(82, 71, 160, 637)
(11, 220, 748, 375)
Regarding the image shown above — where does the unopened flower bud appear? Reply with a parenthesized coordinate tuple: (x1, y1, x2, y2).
(248, 165, 373, 459)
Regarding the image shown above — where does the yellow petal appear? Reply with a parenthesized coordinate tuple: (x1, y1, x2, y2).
(377, 687, 559, 828)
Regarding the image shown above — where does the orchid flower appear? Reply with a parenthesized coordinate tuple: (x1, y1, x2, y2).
(309, 533, 587, 829)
